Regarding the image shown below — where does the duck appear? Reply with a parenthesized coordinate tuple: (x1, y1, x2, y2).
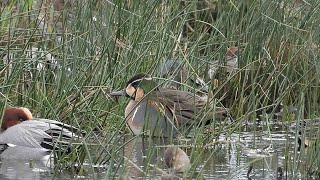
(161, 147, 191, 180)
(0, 107, 84, 161)
(208, 46, 239, 80)
(225, 46, 239, 73)
(111, 73, 228, 137)
(159, 59, 209, 94)
(289, 119, 319, 152)
(296, 122, 318, 152)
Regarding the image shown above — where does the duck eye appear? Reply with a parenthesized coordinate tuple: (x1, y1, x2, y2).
(18, 116, 26, 122)
(131, 81, 141, 89)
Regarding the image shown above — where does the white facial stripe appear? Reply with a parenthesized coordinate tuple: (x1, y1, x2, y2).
(130, 76, 152, 84)
(132, 104, 140, 122)
(131, 79, 143, 84)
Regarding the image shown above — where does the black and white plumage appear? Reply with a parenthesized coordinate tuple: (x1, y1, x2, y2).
(0, 107, 85, 161)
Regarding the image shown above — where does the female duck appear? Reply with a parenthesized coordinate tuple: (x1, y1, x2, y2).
(0, 107, 84, 161)
(161, 147, 191, 180)
(111, 73, 228, 137)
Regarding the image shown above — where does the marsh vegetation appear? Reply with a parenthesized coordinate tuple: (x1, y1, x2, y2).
(0, 0, 319, 179)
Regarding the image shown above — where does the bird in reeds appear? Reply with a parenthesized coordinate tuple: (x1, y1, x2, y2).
(111, 73, 228, 137)
(297, 130, 318, 152)
(159, 59, 209, 95)
(293, 120, 320, 178)
(0, 107, 85, 161)
(225, 46, 239, 74)
(291, 120, 319, 152)
(208, 46, 239, 80)
(160, 147, 191, 180)
(2, 47, 58, 72)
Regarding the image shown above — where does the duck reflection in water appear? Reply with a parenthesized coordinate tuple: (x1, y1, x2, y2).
(122, 136, 171, 179)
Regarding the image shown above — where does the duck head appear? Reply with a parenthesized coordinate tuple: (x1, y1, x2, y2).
(226, 46, 239, 72)
(159, 60, 209, 94)
(208, 46, 240, 79)
(226, 46, 239, 59)
(164, 147, 191, 174)
(159, 60, 186, 85)
(111, 73, 157, 101)
(2, 107, 33, 130)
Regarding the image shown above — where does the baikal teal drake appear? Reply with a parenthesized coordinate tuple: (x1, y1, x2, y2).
(111, 73, 228, 137)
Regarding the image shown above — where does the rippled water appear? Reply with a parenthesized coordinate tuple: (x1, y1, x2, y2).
(0, 160, 49, 180)
(120, 120, 318, 179)
(0, 120, 317, 179)
(121, 135, 283, 179)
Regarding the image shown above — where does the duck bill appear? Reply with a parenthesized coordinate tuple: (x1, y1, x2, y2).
(110, 90, 125, 96)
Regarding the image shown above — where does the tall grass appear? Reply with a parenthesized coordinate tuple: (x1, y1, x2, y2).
(0, 0, 319, 179)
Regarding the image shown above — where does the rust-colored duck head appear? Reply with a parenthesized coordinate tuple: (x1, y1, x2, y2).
(2, 107, 33, 130)
(208, 46, 240, 80)
(226, 46, 239, 73)
(226, 46, 239, 58)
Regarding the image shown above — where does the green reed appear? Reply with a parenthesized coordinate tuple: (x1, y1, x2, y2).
(0, 0, 319, 179)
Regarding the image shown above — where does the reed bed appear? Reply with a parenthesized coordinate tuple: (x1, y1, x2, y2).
(0, 0, 319, 179)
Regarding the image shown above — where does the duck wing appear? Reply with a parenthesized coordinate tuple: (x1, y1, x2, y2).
(156, 88, 206, 109)
(0, 120, 52, 149)
(154, 88, 206, 126)
(0, 119, 84, 151)
(33, 118, 86, 139)
(154, 88, 228, 126)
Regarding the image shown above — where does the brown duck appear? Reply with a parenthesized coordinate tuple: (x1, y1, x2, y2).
(111, 73, 228, 137)
(161, 147, 191, 180)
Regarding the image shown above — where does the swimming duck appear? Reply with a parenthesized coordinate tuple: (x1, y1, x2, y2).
(161, 147, 190, 180)
(0, 107, 84, 161)
(111, 73, 228, 137)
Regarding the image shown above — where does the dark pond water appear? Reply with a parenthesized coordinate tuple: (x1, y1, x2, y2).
(0, 120, 317, 179)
